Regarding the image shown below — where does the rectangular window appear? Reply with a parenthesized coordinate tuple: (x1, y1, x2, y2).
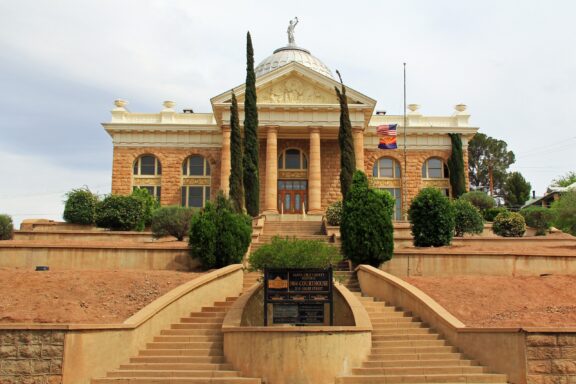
(188, 187, 203, 208)
(189, 156, 204, 176)
(383, 188, 402, 221)
(140, 157, 156, 175)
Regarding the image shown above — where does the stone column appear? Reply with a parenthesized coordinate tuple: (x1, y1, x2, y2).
(308, 127, 322, 214)
(263, 126, 279, 214)
(353, 127, 365, 172)
(220, 126, 231, 196)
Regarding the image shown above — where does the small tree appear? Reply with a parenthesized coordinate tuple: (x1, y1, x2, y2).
(229, 92, 244, 213)
(63, 188, 99, 225)
(341, 171, 394, 267)
(453, 200, 484, 237)
(483, 207, 508, 222)
(151, 206, 194, 241)
(520, 207, 555, 236)
(503, 172, 531, 209)
(460, 191, 495, 212)
(492, 211, 526, 237)
(131, 187, 159, 230)
(325, 201, 342, 226)
(408, 187, 455, 247)
(96, 195, 144, 231)
(243, 31, 260, 216)
(0, 214, 14, 240)
(335, 71, 356, 200)
(189, 192, 252, 269)
(551, 171, 576, 188)
(551, 190, 576, 236)
(447, 133, 466, 198)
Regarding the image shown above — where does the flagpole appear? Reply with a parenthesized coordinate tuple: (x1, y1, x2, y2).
(403, 63, 407, 221)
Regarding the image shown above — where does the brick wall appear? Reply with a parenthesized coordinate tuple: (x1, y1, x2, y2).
(0, 330, 65, 384)
(526, 333, 576, 384)
(111, 147, 222, 206)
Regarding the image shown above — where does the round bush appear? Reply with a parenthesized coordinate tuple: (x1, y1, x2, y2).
(0, 214, 14, 240)
(453, 200, 484, 237)
(63, 188, 99, 225)
(249, 236, 341, 271)
(551, 191, 576, 236)
(492, 211, 526, 237)
(151, 206, 194, 241)
(520, 207, 555, 236)
(189, 193, 252, 269)
(408, 187, 455, 247)
(460, 191, 495, 212)
(131, 187, 159, 229)
(483, 207, 508, 222)
(341, 171, 394, 267)
(325, 201, 342, 226)
(95, 195, 144, 231)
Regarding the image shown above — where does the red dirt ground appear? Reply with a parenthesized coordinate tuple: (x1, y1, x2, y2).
(0, 269, 202, 324)
(405, 275, 576, 328)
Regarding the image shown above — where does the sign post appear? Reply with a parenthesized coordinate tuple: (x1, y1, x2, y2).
(263, 268, 333, 326)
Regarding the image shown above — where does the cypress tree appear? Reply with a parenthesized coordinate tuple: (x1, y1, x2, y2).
(229, 92, 244, 213)
(335, 70, 356, 200)
(448, 133, 466, 198)
(243, 31, 260, 216)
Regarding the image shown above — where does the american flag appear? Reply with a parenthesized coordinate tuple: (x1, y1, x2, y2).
(376, 124, 397, 136)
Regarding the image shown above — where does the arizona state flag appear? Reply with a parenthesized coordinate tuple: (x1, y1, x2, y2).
(377, 124, 397, 149)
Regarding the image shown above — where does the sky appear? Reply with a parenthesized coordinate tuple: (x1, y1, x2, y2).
(1, 0, 575, 226)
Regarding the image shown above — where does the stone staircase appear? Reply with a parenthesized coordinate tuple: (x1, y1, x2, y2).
(91, 273, 262, 384)
(335, 274, 508, 384)
(250, 220, 332, 254)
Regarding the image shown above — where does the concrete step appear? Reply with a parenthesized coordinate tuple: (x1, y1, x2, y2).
(351, 365, 486, 375)
(93, 377, 262, 383)
(171, 323, 222, 330)
(180, 317, 224, 324)
(129, 356, 225, 364)
(118, 363, 234, 371)
(107, 370, 240, 378)
(362, 359, 476, 368)
(139, 349, 222, 357)
(335, 373, 507, 384)
(371, 333, 440, 341)
(147, 342, 222, 349)
(369, 346, 457, 355)
(371, 340, 447, 348)
(366, 353, 464, 362)
(153, 336, 222, 343)
(186, 312, 226, 318)
(160, 329, 221, 336)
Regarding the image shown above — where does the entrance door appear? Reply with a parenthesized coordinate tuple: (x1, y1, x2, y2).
(278, 180, 308, 214)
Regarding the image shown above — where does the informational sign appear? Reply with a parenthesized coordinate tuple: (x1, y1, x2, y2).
(264, 268, 333, 326)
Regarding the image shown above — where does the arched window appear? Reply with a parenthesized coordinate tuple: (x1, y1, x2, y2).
(182, 155, 211, 176)
(278, 149, 308, 170)
(422, 158, 449, 179)
(372, 157, 401, 178)
(181, 155, 211, 208)
(132, 155, 161, 200)
(133, 155, 161, 176)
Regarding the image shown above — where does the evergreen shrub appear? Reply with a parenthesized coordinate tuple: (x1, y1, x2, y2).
(460, 191, 496, 212)
(151, 206, 194, 241)
(341, 171, 394, 267)
(131, 187, 159, 229)
(519, 207, 555, 236)
(249, 237, 341, 271)
(325, 201, 342, 226)
(63, 188, 99, 225)
(453, 199, 484, 237)
(483, 207, 508, 222)
(95, 195, 144, 231)
(551, 190, 576, 236)
(492, 211, 526, 237)
(189, 193, 252, 269)
(0, 214, 14, 240)
(408, 187, 455, 247)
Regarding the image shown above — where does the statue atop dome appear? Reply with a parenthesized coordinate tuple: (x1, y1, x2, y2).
(287, 17, 299, 45)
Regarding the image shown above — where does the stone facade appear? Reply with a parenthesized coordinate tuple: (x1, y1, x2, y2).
(0, 330, 64, 384)
(526, 333, 576, 384)
(112, 146, 222, 206)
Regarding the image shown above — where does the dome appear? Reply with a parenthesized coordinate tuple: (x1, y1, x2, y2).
(255, 44, 334, 79)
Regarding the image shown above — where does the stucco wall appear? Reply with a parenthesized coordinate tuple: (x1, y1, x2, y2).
(0, 330, 65, 384)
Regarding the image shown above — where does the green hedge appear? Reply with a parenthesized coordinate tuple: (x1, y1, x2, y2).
(325, 200, 342, 226)
(131, 187, 159, 229)
(189, 193, 252, 269)
(520, 206, 555, 236)
(249, 236, 341, 271)
(460, 191, 495, 212)
(95, 195, 144, 231)
(151, 206, 194, 241)
(408, 187, 455, 247)
(453, 199, 484, 237)
(483, 207, 508, 222)
(341, 171, 394, 267)
(0, 214, 13, 240)
(492, 211, 526, 237)
(551, 190, 576, 236)
(63, 188, 99, 225)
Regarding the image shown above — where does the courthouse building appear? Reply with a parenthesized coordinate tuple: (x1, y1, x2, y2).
(103, 32, 478, 220)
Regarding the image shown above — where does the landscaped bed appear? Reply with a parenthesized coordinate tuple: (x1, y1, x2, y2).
(0, 268, 202, 324)
(405, 274, 576, 327)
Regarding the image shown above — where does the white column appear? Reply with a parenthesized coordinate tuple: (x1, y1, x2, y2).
(353, 127, 365, 172)
(308, 127, 322, 214)
(263, 126, 278, 214)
